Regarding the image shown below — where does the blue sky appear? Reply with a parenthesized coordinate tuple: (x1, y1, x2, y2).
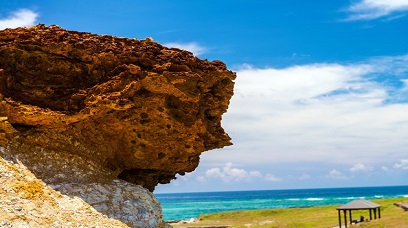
(1, 1, 408, 193)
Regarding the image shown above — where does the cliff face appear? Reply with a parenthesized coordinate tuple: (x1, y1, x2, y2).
(0, 25, 235, 191)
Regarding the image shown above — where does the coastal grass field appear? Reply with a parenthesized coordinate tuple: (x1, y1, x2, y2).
(171, 198, 408, 228)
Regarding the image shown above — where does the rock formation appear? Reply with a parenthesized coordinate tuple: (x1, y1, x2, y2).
(0, 147, 163, 227)
(0, 24, 235, 226)
(0, 24, 235, 191)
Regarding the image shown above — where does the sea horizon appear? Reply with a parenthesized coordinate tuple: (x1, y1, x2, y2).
(155, 185, 408, 221)
(155, 184, 408, 195)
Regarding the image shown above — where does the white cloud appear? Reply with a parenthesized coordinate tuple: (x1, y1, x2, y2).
(345, 0, 408, 21)
(214, 54, 408, 169)
(350, 163, 373, 172)
(299, 174, 311, 180)
(203, 162, 282, 183)
(326, 169, 348, 180)
(205, 162, 263, 182)
(176, 172, 194, 182)
(394, 159, 408, 170)
(265, 173, 282, 182)
(0, 9, 38, 30)
(402, 79, 408, 90)
(235, 63, 374, 105)
(163, 42, 207, 56)
(196, 176, 206, 182)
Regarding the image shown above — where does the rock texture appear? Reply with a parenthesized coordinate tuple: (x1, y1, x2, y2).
(0, 24, 235, 191)
(1, 150, 170, 228)
(0, 148, 123, 227)
(54, 181, 162, 227)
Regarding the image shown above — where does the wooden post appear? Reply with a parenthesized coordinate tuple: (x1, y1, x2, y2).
(369, 209, 372, 220)
(378, 207, 381, 219)
(349, 210, 352, 224)
(374, 208, 377, 219)
(344, 210, 348, 228)
(338, 210, 342, 228)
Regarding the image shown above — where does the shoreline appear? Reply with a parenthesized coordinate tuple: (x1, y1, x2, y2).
(157, 185, 408, 222)
(167, 197, 408, 227)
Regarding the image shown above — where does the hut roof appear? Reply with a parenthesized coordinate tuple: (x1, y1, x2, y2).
(337, 199, 380, 210)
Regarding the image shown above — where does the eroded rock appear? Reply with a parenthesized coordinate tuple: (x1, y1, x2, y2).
(0, 24, 235, 191)
(0, 147, 166, 227)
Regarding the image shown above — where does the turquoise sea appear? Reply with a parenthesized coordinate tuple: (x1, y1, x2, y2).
(155, 185, 408, 221)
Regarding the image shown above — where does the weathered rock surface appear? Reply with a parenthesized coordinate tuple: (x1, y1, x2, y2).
(54, 181, 162, 227)
(0, 24, 235, 191)
(1, 146, 162, 227)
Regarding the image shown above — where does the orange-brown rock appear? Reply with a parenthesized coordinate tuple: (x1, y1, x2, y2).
(0, 24, 235, 191)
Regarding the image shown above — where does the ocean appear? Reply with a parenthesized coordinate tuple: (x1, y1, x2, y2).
(155, 185, 408, 221)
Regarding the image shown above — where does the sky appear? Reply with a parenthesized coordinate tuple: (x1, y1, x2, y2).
(1, 1, 408, 193)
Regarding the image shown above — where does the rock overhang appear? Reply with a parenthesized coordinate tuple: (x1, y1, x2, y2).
(0, 24, 235, 191)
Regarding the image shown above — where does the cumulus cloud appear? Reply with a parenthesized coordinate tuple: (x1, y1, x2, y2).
(0, 9, 38, 30)
(265, 173, 282, 182)
(350, 163, 373, 172)
(204, 162, 281, 183)
(345, 0, 408, 21)
(163, 42, 207, 56)
(216, 54, 408, 167)
(205, 162, 263, 182)
(326, 169, 348, 180)
(394, 159, 408, 170)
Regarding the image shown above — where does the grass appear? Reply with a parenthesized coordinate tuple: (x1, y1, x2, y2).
(171, 198, 408, 228)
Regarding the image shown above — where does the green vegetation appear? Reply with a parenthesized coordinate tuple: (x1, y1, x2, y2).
(172, 198, 408, 228)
